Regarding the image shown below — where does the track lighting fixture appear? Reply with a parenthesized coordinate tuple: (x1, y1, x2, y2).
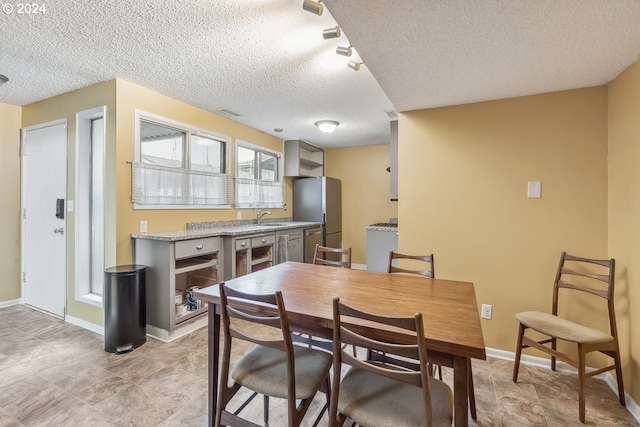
(0, 74, 8, 86)
(303, 0, 323, 16)
(322, 26, 341, 39)
(336, 46, 352, 57)
(315, 120, 339, 133)
(348, 61, 363, 71)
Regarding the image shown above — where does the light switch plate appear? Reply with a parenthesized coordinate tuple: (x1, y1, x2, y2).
(66, 200, 74, 212)
(139, 221, 148, 233)
(527, 181, 541, 198)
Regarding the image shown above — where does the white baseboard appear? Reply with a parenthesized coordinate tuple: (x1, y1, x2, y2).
(146, 315, 207, 342)
(0, 299, 21, 308)
(486, 347, 640, 423)
(65, 314, 104, 336)
(351, 263, 366, 270)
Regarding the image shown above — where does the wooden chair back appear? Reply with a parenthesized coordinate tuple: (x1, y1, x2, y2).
(217, 283, 297, 424)
(552, 252, 617, 335)
(313, 244, 352, 268)
(330, 297, 435, 426)
(388, 251, 434, 277)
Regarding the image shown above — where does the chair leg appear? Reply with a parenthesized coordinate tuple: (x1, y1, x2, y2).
(613, 350, 626, 406)
(468, 359, 477, 420)
(264, 395, 269, 426)
(578, 345, 586, 423)
(551, 337, 557, 371)
(513, 323, 525, 382)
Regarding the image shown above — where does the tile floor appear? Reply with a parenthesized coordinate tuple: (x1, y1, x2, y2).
(0, 305, 637, 427)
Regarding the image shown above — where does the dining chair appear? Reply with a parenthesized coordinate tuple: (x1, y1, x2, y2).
(388, 251, 434, 277)
(300, 243, 355, 355)
(313, 244, 352, 268)
(512, 252, 625, 423)
(216, 282, 333, 427)
(385, 250, 477, 420)
(329, 297, 453, 427)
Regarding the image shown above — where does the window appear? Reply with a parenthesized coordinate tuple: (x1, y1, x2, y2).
(132, 112, 232, 207)
(75, 107, 106, 307)
(236, 141, 284, 208)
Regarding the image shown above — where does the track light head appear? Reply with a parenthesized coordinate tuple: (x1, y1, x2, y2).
(336, 46, 352, 57)
(322, 26, 341, 39)
(303, 0, 323, 16)
(348, 61, 363, 71)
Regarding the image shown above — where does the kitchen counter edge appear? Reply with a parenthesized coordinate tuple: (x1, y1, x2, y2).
(131, 222, 322, 242)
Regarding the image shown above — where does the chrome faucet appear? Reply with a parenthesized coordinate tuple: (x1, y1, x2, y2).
(256, 210, 272, 225)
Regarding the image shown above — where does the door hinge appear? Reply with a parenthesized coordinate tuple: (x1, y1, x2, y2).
(23, 208, 26, 219)
(23, 272, 26, 283)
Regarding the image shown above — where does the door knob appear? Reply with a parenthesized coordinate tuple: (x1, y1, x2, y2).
(54, 228, 65, 235)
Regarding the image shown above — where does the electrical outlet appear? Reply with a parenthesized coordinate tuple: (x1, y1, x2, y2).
(237, 211, 242, 220)
(481, 304, 492, 320)
(139, 220, 148, 233)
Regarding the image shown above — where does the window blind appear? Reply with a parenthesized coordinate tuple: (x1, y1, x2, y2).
(235, 177, 284, 208)
(132, 162, 233, 206)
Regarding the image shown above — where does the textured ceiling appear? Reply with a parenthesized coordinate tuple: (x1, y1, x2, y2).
(1, 1, 640, 148)
(325, 0, 640, 112)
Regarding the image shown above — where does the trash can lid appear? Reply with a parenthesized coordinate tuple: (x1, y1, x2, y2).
(105, 264, 146, 274)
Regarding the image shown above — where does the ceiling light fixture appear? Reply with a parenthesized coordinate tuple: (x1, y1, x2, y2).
(336, 46, 352, 57)
(315, 120, 339, 133)
(322, 26, 341, 39)
(348, 61, 363, 71)
(0, 74, 8, 86)
(302, 0, 323, 16)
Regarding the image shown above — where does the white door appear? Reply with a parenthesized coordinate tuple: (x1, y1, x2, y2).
(22, 120, 67, 317)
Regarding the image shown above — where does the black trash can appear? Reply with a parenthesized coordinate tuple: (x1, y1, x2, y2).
(104, 265, 147, 353)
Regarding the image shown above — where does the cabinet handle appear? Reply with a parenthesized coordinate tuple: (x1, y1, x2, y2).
(196, 244, 203, 250)
(241, 242, 246, 247)
(261, 238, 266, 243)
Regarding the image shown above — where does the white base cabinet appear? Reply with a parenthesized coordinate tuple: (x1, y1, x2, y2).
(366, 229, 398, 272)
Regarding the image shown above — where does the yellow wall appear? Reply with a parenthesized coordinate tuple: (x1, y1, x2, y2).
(326, 144, 398, 265)
(114, 79, 291, 265)
(0, 102, 22, 302)
(608, 59, 640, 404)
(399, 87, 610, 357)
(21, 80, 117, 325)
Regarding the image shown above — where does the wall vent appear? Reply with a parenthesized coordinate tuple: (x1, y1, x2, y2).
(385, 109, 398, 119)
(218, 109, 242, 117)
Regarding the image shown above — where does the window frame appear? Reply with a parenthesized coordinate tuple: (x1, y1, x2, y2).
(134, 110, 231, 209)
(235, 140, 284, 209)
(75, 106, 107, 308)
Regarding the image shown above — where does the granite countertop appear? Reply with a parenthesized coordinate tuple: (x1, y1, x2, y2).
(366, 220, 398, 232)
(131, 221, 322, 242)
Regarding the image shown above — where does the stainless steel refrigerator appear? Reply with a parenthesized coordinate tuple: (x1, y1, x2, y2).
(293, 177, 342, 263)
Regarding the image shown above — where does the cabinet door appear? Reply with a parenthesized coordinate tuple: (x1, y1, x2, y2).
(289, 238, 304, 263)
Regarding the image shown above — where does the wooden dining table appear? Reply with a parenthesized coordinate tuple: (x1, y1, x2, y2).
(195, 261, 486, 427)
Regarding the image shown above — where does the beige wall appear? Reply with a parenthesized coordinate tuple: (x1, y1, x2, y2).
(326, 144, 398, 265)
(608, 59, 640, 404)
(0, 102, 22, 302)
(399, 87, 610, 358)
(114, 79, 291, 265)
